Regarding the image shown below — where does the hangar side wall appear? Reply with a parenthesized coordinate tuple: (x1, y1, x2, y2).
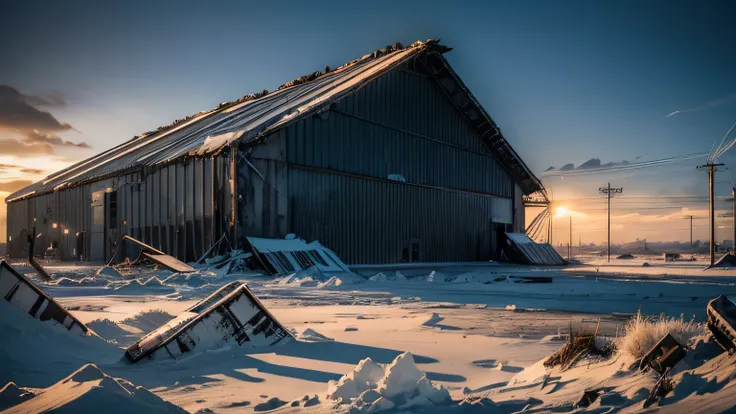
(6, 152, 237, 263)
(275, 66, 517, 264)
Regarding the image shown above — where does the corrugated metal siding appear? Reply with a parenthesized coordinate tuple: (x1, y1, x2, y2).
(285, 69, 513, 198)
(289, 167, 496, 264)
(280, 66, 515, 264)
(6, 151, 236, 263)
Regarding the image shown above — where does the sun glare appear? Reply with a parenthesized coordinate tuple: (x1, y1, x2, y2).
(554, 206, 570, 218)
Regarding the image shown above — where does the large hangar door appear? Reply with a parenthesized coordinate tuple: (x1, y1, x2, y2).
(491, 197, 513, 260)
(90, 190, 105, 261)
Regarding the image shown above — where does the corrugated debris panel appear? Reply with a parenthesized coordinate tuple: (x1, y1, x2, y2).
(0, 261, 89, 335)
(7, 41, 438, 202)
(504, 232, 566, 265)
(246, 236, 350, 275)
(707, 295, 736, 352)
(125, 281, 291, 363)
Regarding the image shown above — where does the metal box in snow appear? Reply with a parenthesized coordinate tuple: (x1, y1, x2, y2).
(0, 261, 89, 335)
(125, 281, 291, 363)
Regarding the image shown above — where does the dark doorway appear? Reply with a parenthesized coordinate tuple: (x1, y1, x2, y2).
(76, 231, 86, 261)
(105, 191, 118, 262)
(492, 222, 508, 260)
(401, 239, 421, 263)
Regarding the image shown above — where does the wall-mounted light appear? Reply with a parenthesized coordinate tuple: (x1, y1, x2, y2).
(64, 229, 69, 235)
(8, 236, 11, 242)
(75, 232, 80, 237)
(52, 223, 58, 229)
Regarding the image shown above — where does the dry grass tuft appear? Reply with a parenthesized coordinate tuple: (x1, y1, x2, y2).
(618, 311, 707, 359)
(545, 321, 615, 370)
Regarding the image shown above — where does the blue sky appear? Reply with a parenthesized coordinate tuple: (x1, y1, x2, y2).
(2, 0, 736, 243)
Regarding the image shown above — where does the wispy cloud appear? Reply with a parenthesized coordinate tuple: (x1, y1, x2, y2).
(666, 94, 736, 118)
(540, 153, 705, 177)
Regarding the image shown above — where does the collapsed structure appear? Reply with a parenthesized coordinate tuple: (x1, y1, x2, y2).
(5, 39, 543, 265)
(125, 281, 291, 362)
(0, 261, 89, 335)
(503, 232, 566, 265)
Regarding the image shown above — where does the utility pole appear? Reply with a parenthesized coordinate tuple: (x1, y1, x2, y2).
(599, 183, 623, 262)
(683, 215, 694, 246)
(568, 216, 572, 260)
(697, 163, 724, 266)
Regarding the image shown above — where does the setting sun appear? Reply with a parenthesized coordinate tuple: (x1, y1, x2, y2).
(554, 206, 570, 217)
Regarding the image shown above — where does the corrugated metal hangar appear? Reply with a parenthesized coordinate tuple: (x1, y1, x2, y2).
(5, 39, 543, 265)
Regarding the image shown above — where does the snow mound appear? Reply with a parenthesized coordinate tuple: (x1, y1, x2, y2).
(161, 272, 213, 287)
(48, 277, 104, 286)
(254, 397, 287, 412)
(278, 267, 324, 286)
(425, 271, 445, 283)
(0, 299, 120, 387)
(421, 313, 443, 327)
(369, 271, 409, 283)
(96, 266, 123, 278)
(451, 273, 476, 283)
(3, 364, 185, 413)
(110, 277, 176, 293)
(298, 328, 334, 342)
(328, 352, 450, 412)
(327, 357, 385, 402)
(369, 272, 388, 282)
(0, 382, 35, 411)
(87, 319, 131, 344)
(317, 275, 343, 288)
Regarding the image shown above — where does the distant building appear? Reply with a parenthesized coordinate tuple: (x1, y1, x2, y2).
(5, 40, 542, 264)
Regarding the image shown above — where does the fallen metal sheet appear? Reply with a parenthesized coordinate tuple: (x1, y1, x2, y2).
(125, 281, 292, 363)
(27, 226, 51, 282)
(246, 236, 350, 275)
(707, 295, 736, 352)
(710, 252, 736, 269)
(0, 261, 89, 335)
(639, 333, 687, 374)
(140, 252, 195, 273)
(122, 235, 195, 273)
(504, 233, 566, 266)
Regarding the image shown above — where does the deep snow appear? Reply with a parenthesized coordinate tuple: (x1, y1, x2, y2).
(2, 257, 736, 413)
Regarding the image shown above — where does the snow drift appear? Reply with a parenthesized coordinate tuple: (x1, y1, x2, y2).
(327, 352, 450, 412)
(2, 364, 185, 413)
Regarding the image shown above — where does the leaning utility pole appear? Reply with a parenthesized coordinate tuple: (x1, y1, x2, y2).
(683, 215, 694, 246)
(599, 183, 623, 262)
(697, 163, 725, 266)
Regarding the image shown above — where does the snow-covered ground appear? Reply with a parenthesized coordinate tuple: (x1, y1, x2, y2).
(2, 257, 736, 413)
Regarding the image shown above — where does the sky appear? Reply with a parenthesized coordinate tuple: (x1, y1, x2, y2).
(2, 0, 736, 244)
